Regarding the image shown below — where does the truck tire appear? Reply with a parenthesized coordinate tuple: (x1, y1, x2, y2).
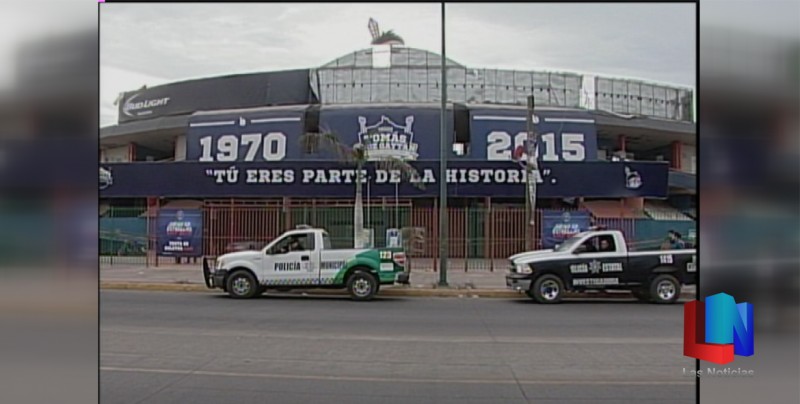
(631, 288, 652, 302)
(347, 270, 378, 301)
(226, 270, 259, 299)
(529, 274, 565, 304)
(649, 274, 680, 304)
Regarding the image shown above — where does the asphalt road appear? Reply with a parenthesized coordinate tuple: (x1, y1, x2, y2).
(101, 291, 696, 404)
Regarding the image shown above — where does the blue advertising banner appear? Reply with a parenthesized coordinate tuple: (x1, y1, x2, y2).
(156, 209, 203, 257)
(541, 210, 592, 248)
(316, 106, 453, 161)
(185, 105, 454, 163)
(469, 108, 598, 162)
(100, 160, 668, 199)
(186, 106, 308, 162)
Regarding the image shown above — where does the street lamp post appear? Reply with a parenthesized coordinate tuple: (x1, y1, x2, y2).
(525, 95, 538, 249)
(438, 3, 448, 286)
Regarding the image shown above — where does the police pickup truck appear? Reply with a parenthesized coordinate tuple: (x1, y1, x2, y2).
(202, 226, 409, 301)
(506, 230, 696, 304)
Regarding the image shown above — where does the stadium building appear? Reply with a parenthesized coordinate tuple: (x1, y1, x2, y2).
(100, 34, 696, 265)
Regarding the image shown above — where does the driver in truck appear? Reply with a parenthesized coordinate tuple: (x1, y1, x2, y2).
(277, 236, 305, 254)
(599, 238, 614, 252)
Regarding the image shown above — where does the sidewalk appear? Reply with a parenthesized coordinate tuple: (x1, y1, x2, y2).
(100, 263, 696, 298)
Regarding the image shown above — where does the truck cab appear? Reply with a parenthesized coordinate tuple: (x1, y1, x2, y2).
(203, 226, 409, 301)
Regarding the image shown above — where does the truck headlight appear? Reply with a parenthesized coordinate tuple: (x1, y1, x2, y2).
(216, 260, 224, 270)
(516, 264, 532, 274)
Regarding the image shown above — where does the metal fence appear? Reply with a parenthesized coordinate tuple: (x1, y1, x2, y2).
(100, 201, 641, 271)
(99, 206, 150, 266)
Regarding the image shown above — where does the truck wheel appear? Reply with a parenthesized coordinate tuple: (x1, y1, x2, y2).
(226, 270, 259, 299)
(649, 274, 680, 304)
(631, 288, 652, 302)
(347, 270, 378, 301)
(530, 274, 564, 304)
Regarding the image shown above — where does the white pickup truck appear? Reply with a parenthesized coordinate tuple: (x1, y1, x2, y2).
(203, 226, 409, 301)
(506, 230, 696, 304)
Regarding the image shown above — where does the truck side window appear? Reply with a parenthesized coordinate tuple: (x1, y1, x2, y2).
(598, 236, 616, 252)
(270, 234, 315, 254)
(579, 237, 599, 253)
(579, 235, 616, 253)
(268, 237, 291, 254)
(299, 233, 315, 251)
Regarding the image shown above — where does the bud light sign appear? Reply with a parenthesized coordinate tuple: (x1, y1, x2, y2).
(541, 210, 591, 248)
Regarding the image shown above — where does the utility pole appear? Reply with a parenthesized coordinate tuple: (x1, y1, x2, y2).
(438, 2, 448, 287)
(525, 95, 538, 249)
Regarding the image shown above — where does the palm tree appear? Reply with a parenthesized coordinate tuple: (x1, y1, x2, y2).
(300, 129, 423, 248)
(371, 29, 405, 46)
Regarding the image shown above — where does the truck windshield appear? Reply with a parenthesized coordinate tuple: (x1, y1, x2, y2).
(322, 233, 332, 250)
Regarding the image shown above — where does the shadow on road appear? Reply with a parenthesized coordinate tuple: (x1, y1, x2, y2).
(208, 293, 406, 303)
(508, 298, 666, 306)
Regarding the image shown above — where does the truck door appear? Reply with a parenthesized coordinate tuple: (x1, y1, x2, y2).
(317, 231, 348, 285)
(265, 232, 319, 286)
(570, 235, 627, 287)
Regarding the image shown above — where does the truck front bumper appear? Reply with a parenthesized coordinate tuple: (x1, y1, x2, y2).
(210, 269, 227, 289)
(202, 258, 227, 289)
(506, 273, 533, 292)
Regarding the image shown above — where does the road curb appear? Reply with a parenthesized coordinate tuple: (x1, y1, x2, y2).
(100, 282, 696, 300)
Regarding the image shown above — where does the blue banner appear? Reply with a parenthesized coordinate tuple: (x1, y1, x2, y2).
(469, 108, 598, 162)
(156, 209, 203, 257)
(185, 105, 598, 163)
(316, 106, 453, 161)
(541, 210, 592, 248)
(185, 106, 453, 163)
(186, 107, 308, 162)
(100, 160, 669, 199)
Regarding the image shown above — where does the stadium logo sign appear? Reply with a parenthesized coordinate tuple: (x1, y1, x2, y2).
(624, 166, 643, 189)
(99, 167, 113, 190)
(357, 115, 419, 161)
(122, 93, 171, 118)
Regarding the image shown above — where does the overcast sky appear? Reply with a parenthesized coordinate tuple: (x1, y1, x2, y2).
(100, 3, 697, 127)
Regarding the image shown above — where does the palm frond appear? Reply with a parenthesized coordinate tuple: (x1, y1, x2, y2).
(371, 29, 405, 45)
(299, 130, 359, 164)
